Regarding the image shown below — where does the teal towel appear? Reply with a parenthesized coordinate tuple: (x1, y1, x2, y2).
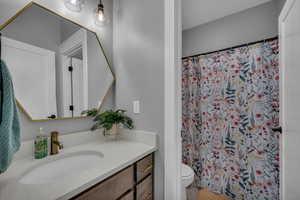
(0, 60, 21, 173)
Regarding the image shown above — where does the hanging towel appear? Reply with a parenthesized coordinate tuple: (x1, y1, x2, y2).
(0, 60, 20, 173)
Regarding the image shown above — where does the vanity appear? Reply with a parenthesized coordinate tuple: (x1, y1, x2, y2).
(72, 153, 154, 200)
(0, 130, 157, 200)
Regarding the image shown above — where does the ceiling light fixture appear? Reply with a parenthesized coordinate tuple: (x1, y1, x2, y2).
(64, 0, 85, 12)
(95, 0, 106, 26)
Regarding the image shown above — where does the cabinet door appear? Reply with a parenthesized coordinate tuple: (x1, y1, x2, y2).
(73, 166, 134, 200)
(136, 154, 153, 182)
(136, 175, 153, 200)
(119, 191, 134, 200)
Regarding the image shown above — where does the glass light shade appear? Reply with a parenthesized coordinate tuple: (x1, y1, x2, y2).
(97, 10, 105, 22)
(94, 8, 108, 26)
(64, 0, 85, 12)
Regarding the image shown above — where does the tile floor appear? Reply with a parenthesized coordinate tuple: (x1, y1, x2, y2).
(187, 186, 198, 200)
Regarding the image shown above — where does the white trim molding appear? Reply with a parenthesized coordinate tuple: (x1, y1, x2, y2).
(59, 29, 89, 117)
(279, 0, 297, 199)
(164, 0, 182, 199)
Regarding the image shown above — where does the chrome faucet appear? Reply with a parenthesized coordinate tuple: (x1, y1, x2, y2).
(50, 131, 64, 155)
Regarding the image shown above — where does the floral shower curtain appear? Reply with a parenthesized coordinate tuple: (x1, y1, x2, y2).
(182, 40, 280, 200)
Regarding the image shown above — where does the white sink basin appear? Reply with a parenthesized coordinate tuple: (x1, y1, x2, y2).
(19, 151, 104, 185)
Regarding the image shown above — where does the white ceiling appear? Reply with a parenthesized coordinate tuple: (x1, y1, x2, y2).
(183, 0, 272, 30)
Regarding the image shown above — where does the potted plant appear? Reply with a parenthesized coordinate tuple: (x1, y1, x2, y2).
(82, 109, 134, 137)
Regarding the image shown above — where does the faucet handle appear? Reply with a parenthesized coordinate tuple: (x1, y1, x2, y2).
(52, 140, 64, 149)
(59, 142, 64, 150)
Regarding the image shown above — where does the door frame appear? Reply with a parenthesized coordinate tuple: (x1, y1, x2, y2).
(59, 29, 88, 117)
(279, 0, 296, 199)
(164, 0, 182, 199)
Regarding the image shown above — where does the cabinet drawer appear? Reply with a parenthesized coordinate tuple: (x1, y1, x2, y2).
(136, 175, 153, 200)
(119, 191, 134, 200)
(136, 154, 153, 182)
(73, 166, 134, 200)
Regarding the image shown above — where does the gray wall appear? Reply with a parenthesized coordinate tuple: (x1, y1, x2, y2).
(276, 0, 286, 15)
(87, 31, 114, 109)
(2, 5, 61, 55)
(0, 0, 114, 141)
(113, 0, 165, 199)
(182, 1, 279, 57)
(60, 19, 80, 43)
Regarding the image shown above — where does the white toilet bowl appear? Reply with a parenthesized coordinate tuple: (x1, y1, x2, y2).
(181, 163, 195, 200)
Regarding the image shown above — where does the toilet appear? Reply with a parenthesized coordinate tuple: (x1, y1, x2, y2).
(181, 163, 195, 200)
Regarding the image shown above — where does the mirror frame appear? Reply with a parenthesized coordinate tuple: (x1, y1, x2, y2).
(0, 1, 115, 122)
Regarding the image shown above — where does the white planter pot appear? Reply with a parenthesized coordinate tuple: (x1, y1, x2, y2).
(103, 124, 119, 140)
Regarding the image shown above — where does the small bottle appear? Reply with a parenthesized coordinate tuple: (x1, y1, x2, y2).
(34, 127, 48, 159)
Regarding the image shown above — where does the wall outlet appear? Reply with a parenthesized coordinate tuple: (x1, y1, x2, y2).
(133, 101, 140, 114)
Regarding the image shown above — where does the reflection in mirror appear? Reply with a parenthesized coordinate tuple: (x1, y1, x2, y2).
(0, 3, 114, 121)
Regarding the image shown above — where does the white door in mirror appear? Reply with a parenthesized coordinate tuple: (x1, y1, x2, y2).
(1, 37, 57, 119)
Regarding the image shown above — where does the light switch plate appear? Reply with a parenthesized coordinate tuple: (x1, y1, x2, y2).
(133, 101, 140, 114)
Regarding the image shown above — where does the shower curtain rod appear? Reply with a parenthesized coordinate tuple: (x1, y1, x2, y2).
(182, 36, 278, 59)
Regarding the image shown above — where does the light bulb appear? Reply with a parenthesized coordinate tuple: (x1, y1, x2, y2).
(97, 10, 105, 22)
(64, 0, 84, 12)
(70, 0, 77, 5)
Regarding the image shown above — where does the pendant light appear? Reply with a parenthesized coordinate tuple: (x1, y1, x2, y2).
(64, 0, 85, 12)
(95, 0, 106, 26)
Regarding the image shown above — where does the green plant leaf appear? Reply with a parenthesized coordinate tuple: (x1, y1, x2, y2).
(81, 109, 98, 117)
(84, 109, 134, 132)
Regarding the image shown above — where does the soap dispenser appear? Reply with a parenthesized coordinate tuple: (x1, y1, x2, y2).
(34, 127, 48, 159)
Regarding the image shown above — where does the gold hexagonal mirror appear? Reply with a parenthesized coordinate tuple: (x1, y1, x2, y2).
(0, 2, 114, 121)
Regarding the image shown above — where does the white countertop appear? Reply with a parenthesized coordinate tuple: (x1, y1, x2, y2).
(0, 130, 157, 200)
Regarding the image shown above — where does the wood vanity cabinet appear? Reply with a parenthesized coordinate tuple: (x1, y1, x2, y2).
(119, 191, 134, 200)
(71, 153, 154, 200)
(136, 175, 153, 200)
